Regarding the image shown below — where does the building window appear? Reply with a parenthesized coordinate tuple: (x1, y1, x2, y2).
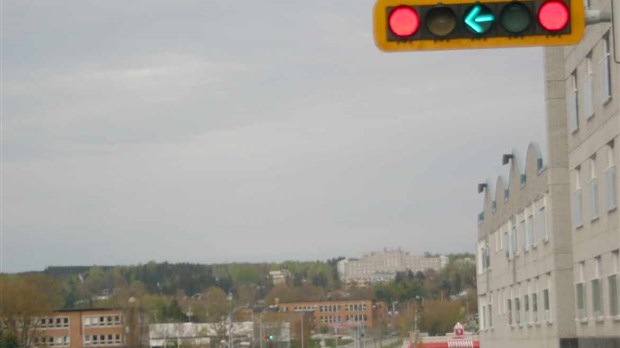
(600, 34, 612, 104)
(576, 283, 587, 320)
(605, 142, 617, 211)
(584, 53, 594, 119)
(573, 168, 583, 228)
(507, 298, 513, 326)
(515, 297, 521, 325)
(568, 70, 579, 132)
(532, 291, 538, 324)
(487, 304, 493, 328)
(537, 206, 548, 242)
(511, 226, 517, 257)
(589, 157, 599, 220)
(504, 231, 510, 259)
(519, 219, 527, 252)
(544, 273, 552, 323)
(576, 262, 587, 320)
(527, 214, 534, 248)
(524, 294, 530, 324)
(592, 257, 603, 318)
(609, 250, 620, 316)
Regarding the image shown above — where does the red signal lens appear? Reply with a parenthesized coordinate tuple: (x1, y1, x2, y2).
(538, 0, 570, 31)
(389, 6, 420, 36)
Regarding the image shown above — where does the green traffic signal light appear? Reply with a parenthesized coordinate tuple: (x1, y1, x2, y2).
(374, 0, 585, 51)
(464, 4, 495, 34)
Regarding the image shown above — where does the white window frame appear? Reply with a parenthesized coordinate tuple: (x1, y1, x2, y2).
(525, 284, 531, 325)
(589, 157, 599, 220)
(609, 251, 620, 318)
(519, 218, 527, 252)
(533, 279, 539, 324)
(568, 71, 579, 133)
(576, 262, 588, 322)
(573, 168, 583, 228)
(600, 35, 612, 104)
(511, 226, 517, 258)
(527, 214, 535, 248)
(544, 273, 552, 324)
(592, 257, 603, 319)
(538, 205, 548, 242)
(584, 54, 594, 119)
(605, 143, 617, 211)
(504, 230, 510, 259)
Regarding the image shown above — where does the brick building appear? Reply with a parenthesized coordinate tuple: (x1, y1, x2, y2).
(33, 308, 130, 348)
(277, 299, 387, 329)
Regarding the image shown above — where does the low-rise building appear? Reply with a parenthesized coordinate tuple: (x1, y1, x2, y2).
(34, 308, 128, 348)
(277, 299, 387, 329)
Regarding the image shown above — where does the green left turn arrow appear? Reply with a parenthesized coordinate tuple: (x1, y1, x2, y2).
(464, 4, 495, 34)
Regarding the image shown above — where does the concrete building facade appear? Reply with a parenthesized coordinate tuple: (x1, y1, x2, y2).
(562, 0, 619, 343)
(476, 141, 576, 348)
(476, 1, 619, 346)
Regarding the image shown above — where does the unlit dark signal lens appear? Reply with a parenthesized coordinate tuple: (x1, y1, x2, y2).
(500, 2, 531, 33)
(389, 6, 420, 36)
(426, 7, 457, 37)
(538, 0, 570, 31)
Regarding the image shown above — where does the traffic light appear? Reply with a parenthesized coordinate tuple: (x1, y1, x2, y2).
(373, 0, 585, 51)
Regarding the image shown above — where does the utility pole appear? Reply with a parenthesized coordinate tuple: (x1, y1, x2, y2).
(301, 314, 304, 348)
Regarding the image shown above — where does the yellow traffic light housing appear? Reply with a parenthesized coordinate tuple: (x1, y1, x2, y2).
(373, 0, 585, 51)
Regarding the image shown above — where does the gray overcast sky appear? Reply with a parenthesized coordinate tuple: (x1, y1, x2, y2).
(2, 0, 547, 273)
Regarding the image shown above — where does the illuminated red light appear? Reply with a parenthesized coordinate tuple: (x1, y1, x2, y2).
(538, 0, 570, 31)
(389, 6, 420, 36)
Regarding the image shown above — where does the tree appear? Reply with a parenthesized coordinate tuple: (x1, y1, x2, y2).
(0, 275, 60, 348)
(419, 300, 462, 336)
(236, 285, 259, 307)
(0, 330, 19, 348)
(203, 287, 231, 348)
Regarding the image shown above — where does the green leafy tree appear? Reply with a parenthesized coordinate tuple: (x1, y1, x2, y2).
(419, 300, 462, 336)
(0, 275, 61, 348)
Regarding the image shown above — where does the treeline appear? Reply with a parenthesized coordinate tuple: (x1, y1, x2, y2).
(20, 254, 475, 312)
(41, 259, 343, 309)
(2, 253, 477, 346)
(373, 256, 476, 303)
